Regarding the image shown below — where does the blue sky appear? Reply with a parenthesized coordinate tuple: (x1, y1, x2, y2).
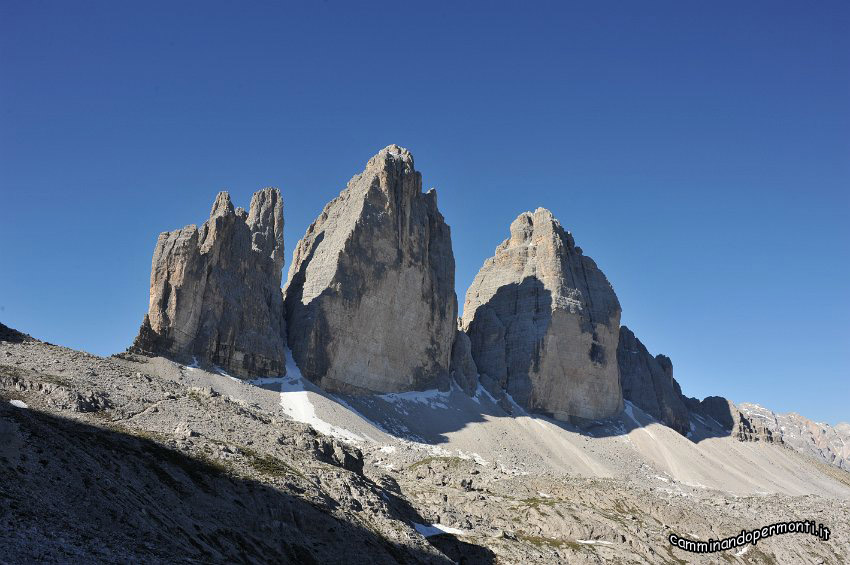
(1, 1, 847, 424)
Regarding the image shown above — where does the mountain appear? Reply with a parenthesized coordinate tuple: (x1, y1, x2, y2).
(736, 403, 850, 470)
(3, 144, 847, 563)
(283, 145, 456, 394)
(461, 208, 622, 422)
(131, 189, 286, 378)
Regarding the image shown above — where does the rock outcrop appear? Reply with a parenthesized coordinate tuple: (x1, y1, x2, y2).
(461, 208, 622, 421)
(684, 395, 736, 432)
(131, 188, 286, 378)
(283, 145, 456, 394)
(449, 328, 479, 396)
(617, 326, 690, 435)
(733, 404, 850, 469)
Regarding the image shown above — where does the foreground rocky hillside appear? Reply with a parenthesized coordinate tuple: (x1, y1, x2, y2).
(2, 324, 849, 564)
(6, 144, 847, 564)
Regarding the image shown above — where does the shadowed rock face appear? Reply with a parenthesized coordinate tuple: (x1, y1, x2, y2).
(617, 326, 690, 435)
(450, 328, 479, 396)
(461, 208, 622, 421)
(284, 145, 456, 394)
(131, 188, 286, 378)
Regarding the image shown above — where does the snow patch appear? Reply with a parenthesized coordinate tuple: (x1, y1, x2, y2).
(9, 399, 28, 409)
(279, 350, 361, 442)
(471, 382, 499, 405)
(623, 402, 642, 427)
(504, 391, 526, 415)
(412, 522, 467, 537)
(379, 388, 451, 410)
(577, 539, 614, 545)
(455, 450, 489, 465)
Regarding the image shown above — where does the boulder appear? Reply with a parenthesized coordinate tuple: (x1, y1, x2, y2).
(617, 326, 690, 435)
(284, 145, 456, 394)
(131, 188, 286, 378)
(461, 208, 622, 421)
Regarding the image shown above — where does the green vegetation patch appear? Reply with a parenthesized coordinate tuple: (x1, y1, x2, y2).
(408, 456, 466, 470)
(240, 446, 304, 479)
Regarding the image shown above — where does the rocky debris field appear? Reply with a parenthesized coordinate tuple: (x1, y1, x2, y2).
(2, 325, 849, 564)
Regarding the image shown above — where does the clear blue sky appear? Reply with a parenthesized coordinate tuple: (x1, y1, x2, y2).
(1, 1, 847, 424)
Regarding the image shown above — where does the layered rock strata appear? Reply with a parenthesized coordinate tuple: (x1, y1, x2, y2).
(461, 208, 622, 421)
(734, 403, 850, 469)
(284, 145, 456, 394)
(132, 188, 286, 378)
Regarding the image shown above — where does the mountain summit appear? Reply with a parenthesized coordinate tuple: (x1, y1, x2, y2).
(284, 145, 457, 394)
(462, 208, 623, 421)
(131, 188, 286, 378)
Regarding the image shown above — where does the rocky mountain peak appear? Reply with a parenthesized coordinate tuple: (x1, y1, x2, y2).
(284, 146, 456, 394)
(131, 188, 286, 378)
(368, 144, 414, 169)
(210, 191, 235, 217)
(462, 209, 622, 421)
(506, 207, 563, 246)
(246, 187, 285, 268)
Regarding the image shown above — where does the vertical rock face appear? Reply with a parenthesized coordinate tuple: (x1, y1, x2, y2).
(729, 404, 785, 445)
(450, 328, 479, 396)
(617, 326, 690, 435)
(283, 145, 457, 394)
(461, 208, 622, 421)
(132, 188, 286, 378)
(688, 395, 735, 431)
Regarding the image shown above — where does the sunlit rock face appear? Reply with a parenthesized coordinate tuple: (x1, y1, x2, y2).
(132, 188, 286, 378)
(284, 145, 456, 394)
(461, 208, 622, 422)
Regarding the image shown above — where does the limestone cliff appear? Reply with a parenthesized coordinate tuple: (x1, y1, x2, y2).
(131, 188, 286, 378)
(284, 145, 456, 394)
(450, 328, 479, 396)
(617, 326, 690, 435)
(461, 208, 622, 421)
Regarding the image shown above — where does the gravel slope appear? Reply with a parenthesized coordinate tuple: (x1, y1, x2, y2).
(2, 324, 848, 563)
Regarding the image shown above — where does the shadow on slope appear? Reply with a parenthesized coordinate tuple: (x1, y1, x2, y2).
(339, 383, 733, 447)
(0, 401, 494, 564)
(0, 322, 33, 344)
(324, 275, 734, 446)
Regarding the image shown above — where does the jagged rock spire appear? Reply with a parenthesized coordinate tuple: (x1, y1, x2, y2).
(461, 208, 623, 421)
(131, 188, 286, 378)
(284, 145, 457, 394)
